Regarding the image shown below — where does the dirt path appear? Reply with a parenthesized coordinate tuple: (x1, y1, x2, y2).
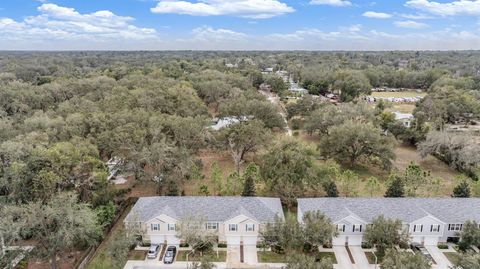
(259, 90, 292, 136)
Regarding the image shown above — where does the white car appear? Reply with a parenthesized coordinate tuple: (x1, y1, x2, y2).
(147, 244, 161, 259)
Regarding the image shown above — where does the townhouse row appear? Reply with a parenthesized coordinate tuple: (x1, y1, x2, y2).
(124, 196, 480, 247)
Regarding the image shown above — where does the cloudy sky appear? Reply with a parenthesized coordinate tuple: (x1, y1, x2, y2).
(0, 0, 479, 50)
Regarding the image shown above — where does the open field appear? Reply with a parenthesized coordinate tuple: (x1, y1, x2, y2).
(371, 91, 427, 98)
(295, 131, 461, 197)
(388, 104, 417, 113)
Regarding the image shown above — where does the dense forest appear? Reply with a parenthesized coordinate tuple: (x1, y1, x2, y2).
(1, 51, 479, 269)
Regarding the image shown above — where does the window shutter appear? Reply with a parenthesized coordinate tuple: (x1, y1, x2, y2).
(360, 225, 362, 232)
(420, 225, 423, 232)
(414, 225, 416, 232)
(353, 225, 355, 232)
(343, 225, 345, 232)
(430, 225, 433, 232)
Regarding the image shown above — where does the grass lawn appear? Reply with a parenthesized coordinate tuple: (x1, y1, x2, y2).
(176, 251, 226, 262)
(317, 252, 337, 264)
(258, 251, 337, 264)
(365, 252, 381, 264)
(258, 251, 286, 263)
(388, 104, 417, 113)
(127, 250, 146, 260)
(371, 91, 426, 98)
(444, 252, 460, 264)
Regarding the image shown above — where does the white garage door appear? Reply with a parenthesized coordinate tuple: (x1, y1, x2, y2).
(347, 236, 363, 246)
(243, 236, 258, 246)
(166, 235, 180, 246)
(149, 235, 180, 245)
(226, 236, 241, 246)
(423, 237, 439, 246)
(333, 236, 347, 246)
(149, 235, 165, 245)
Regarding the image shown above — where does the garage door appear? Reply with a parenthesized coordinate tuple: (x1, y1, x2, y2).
(242, 236, 258, 246)
(149, 235, 180, 245)
(423, 237, 439, 246)
(165, 235, 180, 246)
(226, 236, 241, 246)
(333, 236, 347, 246)
(347, 236, 363, 246)
(149, 235, 165, 245)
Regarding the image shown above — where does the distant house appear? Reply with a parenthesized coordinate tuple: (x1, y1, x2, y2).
(210, 116, 249, 131)
(259, 83, 272, 92)
(394, 112, 414, 128)
(261, 67, 274, 74)
(124, 196, 284, 247)
(298, 198, 480, 246)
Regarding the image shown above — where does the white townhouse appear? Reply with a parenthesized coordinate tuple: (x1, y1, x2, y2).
(124, 196, 284, 247)
(297, 198, 480, 246)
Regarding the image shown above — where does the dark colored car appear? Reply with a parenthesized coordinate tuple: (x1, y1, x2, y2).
(163, 246, 177, 264)
(410, 243, 434, 263)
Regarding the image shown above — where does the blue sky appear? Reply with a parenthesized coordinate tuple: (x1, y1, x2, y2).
(0, 0, 479, 50)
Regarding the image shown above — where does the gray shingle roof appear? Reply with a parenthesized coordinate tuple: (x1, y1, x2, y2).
(125, 196, 285, 223)
(298, 198, 480, 224)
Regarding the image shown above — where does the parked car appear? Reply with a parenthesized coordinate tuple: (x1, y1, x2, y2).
(147, 244, 161, 259)
(163, 246, 177, 264)
(410, 243, 434, 262)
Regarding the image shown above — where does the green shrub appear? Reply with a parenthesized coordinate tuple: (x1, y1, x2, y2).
(256, 242, 266, 249)
(398, 241, 409, 249)
(322, 242, 332, 249)
(437, 243, 448, 249)
(361, 242, 372, 249)
(293, 131, 299, 137)
(217, 242, 227, 248)
(291, 119, 302, 130)
(180, 242, 190, 248)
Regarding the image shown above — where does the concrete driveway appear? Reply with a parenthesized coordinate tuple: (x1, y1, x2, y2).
(333, 246, 353, 269)
(243, 245, 258, 264)
(349, 246, 374, 269)
(227, 245, 241, 266)
(425, 246, 453, 269)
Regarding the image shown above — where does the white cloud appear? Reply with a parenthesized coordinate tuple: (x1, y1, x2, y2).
(406, 0, 480, 16)
(0, 3, 157, 47)
(151, 0, 294, 19)
(362, 11, 392, 19)
(309, 0, 352, 7)
(192, 26, 247, 41)
(394, 20, 429, 29)
(400, 13, 432, 19)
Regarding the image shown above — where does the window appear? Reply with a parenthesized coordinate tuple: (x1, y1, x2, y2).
(448, 224, 463, 231)
(151, 223, 160, 231)
(229, 224, 238, 232)
(431, 225, 440, 232)
(413, 225, 423, 233)
(168, 224, 176, 231)
(353, 225, 362, 232)
(337, 225, 345, 232)
(246, 224, 255, 232)
(205, 222, 219, 230)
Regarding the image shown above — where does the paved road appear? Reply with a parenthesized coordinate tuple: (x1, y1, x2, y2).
(426, 246, 452, 269)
